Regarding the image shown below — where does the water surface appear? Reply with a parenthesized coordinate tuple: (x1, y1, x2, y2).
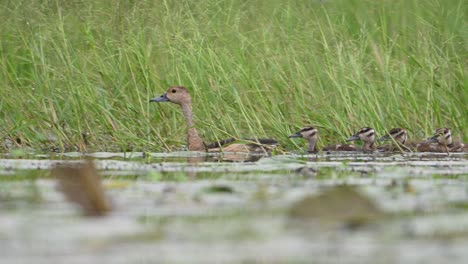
(1, 152, 467, 263)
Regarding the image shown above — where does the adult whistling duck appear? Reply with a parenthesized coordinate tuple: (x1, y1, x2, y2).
(150, 86, 278, 153)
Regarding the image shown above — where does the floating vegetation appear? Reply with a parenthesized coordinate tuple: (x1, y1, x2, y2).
(288, 185, 384, 229)
(0, 151, 467, 262)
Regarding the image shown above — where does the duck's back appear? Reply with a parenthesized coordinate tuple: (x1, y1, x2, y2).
(416, 142, 448, 153)
(206, 138, 278, 153)
(377, 143, 412, 152)
(323, 144, 357, 151)
(448, 142, 465, 152)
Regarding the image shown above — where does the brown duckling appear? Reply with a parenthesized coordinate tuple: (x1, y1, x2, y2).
(289, 126, 319, 153)
(377, 128, 412, 152)
(346, 127, 376, 151)
(417, 128, 465, 153)
(289, 126, 357, 153)
(150, 86, 277, 153)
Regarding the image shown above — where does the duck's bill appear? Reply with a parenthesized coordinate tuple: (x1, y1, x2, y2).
(378, 135, 390, 142)
(288, 133, 302, 139)
(149, 93, 169, 102)
(346, 135, 360, 142)
(426, 136, 438, 143)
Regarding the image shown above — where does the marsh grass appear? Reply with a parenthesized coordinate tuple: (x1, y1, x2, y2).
(0, 0, 466, 152)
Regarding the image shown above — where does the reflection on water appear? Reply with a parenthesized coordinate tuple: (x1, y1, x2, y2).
(0, 151, 467, 263)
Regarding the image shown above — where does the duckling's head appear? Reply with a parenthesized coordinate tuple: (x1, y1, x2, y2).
(378, 128, 407, 144)
(346, 127, 375, 143)
(427, 128, 452, 145)
(289, 126, 318, 141)
(150, 86, 191, 106)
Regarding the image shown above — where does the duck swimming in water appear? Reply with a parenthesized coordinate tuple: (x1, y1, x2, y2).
(377, 128, 412, 152)
(346, 127, 376, 151)
(417, 128, 465, 153)
(288, 126, 320, 153)
(150, 86, 277, 153)
(289, 126, 358, 153)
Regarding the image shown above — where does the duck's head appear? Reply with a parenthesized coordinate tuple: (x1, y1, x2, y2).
(150, 86, 191, 106)
(289, 126, 318, 141)
(427, 128, 452, 145)
(378, 128, 407, 144)
(346, 127, 375, 143)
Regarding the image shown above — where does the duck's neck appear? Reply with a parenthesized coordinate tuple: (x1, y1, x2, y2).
(397, 135, 407, 145)
(439, 135, 452, 146)
(181, 103, 205, 151)
(307, 138, 318, 153)
(363, 141, 375, 151)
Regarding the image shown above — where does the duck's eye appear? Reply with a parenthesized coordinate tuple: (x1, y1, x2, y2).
(172, 89, 177, 93)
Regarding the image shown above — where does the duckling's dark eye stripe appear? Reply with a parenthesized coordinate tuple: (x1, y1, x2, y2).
(300, 127, 315, 132)
(360, 128, 372, 133)
(309, 131, 317, 136)
(445, 134, 451, 139)
(394, 131, 404, 137)
(435, 128, 449, 134)
(367, 132, 375, 137)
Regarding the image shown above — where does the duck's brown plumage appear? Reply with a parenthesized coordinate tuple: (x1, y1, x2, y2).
(204, 138, 278, 149)
(322, 143, 357, 152)
(417, 142, 465, 153)
(150, 86, 277, 153)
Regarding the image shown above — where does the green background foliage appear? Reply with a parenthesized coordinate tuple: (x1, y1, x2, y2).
(0, 0, 466, 151)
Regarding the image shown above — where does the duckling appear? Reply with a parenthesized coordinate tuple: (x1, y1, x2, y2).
(377, 128, 412, 152)
(346, 127, 376, 151)
(289, 126, 319, 153)
(289, 126, 357, 153)
(150, 86, 277, 153)
(417, 128, 465, 153)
